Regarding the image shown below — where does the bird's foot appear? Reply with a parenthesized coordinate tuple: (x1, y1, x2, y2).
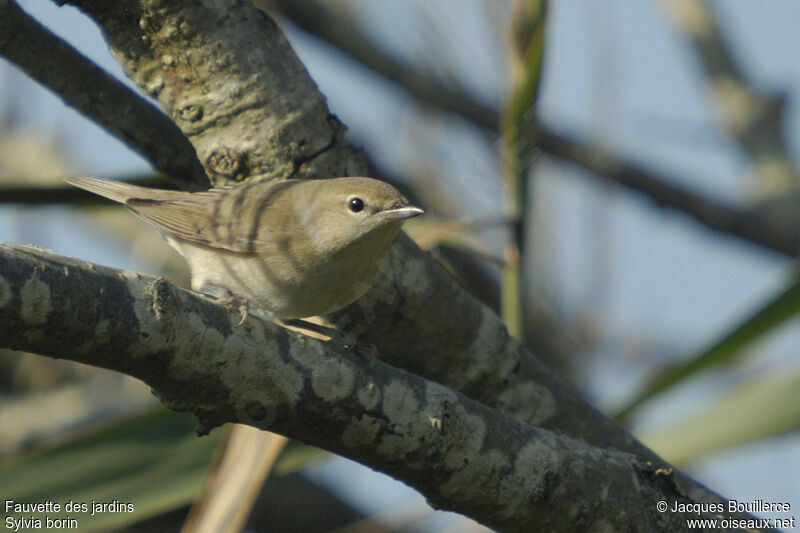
(280, 319, 357, 349)
(196, 283, 250, 324)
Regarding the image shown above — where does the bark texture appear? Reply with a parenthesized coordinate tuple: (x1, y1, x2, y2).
(0, 243, 715, 532)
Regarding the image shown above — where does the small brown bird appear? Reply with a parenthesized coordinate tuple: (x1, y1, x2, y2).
(66, 177, 423, 319)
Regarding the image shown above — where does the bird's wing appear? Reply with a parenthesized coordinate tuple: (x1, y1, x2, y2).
(126, 190, 262, 252)
(68, 176, 292, 253)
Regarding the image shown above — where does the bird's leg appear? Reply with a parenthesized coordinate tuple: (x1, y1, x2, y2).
(194, 284, 354, 345)
(196, 283, 250, 325)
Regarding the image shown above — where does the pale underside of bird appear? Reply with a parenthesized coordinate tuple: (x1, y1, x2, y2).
(66, 177, 423, 320)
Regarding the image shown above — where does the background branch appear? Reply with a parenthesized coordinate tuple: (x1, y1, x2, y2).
(267, 0, 499, 130)
(4, 0, 789, 260)
(660, 0, 798, 194)
(269, 0, 799, 259)
(0, 175, 170, 205)
(535, 126, 800, 258)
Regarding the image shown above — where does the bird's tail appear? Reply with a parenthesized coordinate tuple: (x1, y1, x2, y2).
(65, 177, 185, 204)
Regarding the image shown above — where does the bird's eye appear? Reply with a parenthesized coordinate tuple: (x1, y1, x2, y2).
(348, 197, 365, 213)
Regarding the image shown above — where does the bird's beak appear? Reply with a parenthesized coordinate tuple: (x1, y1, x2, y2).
(381, 205, 425, 220)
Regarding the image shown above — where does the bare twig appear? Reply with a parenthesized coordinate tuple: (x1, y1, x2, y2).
(536, 125, 800, 257)
(660, 0, 798, 194)
(0, 175, 171, 205)
(267, 0, 498, 130)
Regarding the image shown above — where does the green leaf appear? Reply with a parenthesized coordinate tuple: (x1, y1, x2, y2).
(614, 269, 800, 422)
(500, 0, 548, 340)
(0, 407, 222, 532)
(638, 371, 800, 465)
(0, 405, 331, 532)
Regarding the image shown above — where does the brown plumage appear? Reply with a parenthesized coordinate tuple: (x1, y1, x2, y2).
(66, 177, 423, 318)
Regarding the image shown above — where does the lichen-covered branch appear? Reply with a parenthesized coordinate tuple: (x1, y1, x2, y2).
(0, 0, 207, 187)
(0, 243, 748, 532)
(63, 0, 364, 186)
(336, 235, 774, 521)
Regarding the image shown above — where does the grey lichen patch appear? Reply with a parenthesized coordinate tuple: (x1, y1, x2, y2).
(229, 355, 304, 409)
(93, 319, 113, 346)
(381, 380, 420, 423)
(0, 274, 10, 308)
(220, 329, 303, 406)
(20, 275, 51, 326)
(71, 318, 114, 356)
(475, 305, 509, 349)
(395, 253, 430, 298)
(498, 381, 556, 426)
(311, 357, 355, 401)
(374, 380, 425, 458)
(341, 415, 381, 448)
(449, 306, 511, 390)
(440, 447, 506, 500)
(494, 440, 560, 520)
(357, 380, 381, 410)
(441, 409, 487, 471)
(266, 358, 304, 405)
(288, 335, 327, 365)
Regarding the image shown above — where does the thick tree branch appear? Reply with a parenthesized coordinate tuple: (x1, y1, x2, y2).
(0, 243, 758, 532)
(333, 234, 764, 517)
(0, 0, 207, 187)
(62, 0, 365, 186)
